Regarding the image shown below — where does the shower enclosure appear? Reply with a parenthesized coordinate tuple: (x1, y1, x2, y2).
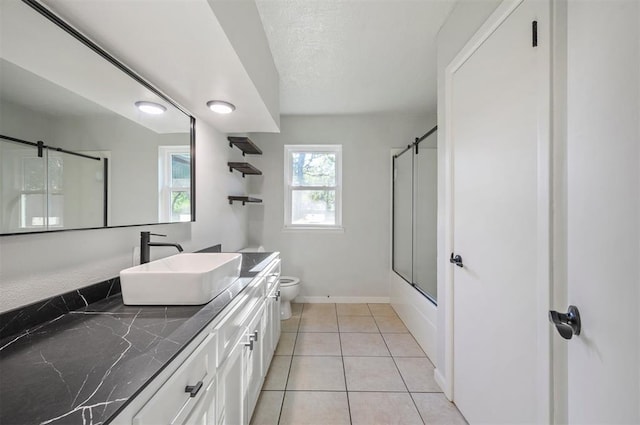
(0, 135, 107, 234)
(392, 126, 437, 303)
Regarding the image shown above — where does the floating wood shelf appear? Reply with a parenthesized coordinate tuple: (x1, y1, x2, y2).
(228, 196, 263, 205)
(228, 162, 262, 177)
(228, 137, 262, 156)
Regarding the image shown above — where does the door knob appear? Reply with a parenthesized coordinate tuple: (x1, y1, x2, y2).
(450, 253, 463, 267)
(549, 305, 581, 340)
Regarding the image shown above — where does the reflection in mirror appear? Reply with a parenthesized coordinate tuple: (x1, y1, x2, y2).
(0, 1, 194, 235)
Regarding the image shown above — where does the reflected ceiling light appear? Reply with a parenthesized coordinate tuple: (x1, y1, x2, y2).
(207, 100, 236, 114)
(135, 101, 166, 115)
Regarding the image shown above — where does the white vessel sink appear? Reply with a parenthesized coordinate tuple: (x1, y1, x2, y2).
(120, 253, 242, 305)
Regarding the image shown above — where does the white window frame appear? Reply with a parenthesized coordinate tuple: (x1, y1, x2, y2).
(284, 144, 343, 231)
(158, 145, 191, 222)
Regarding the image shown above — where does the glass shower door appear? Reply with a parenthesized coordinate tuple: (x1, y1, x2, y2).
(392, 150, 413, 283)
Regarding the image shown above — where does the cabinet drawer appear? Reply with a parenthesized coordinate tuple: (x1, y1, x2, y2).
(214, 277, 265, 363)
(133, 334, 216, 425)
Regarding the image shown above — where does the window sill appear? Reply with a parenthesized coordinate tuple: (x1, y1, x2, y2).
(282, 226, 345, 233)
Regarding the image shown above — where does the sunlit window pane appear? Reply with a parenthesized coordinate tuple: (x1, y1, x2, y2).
(171, 153, 190, 188)
(291, 190, 336, 225)
(171, 190, 191, 222)
(291, 152, 336, 186)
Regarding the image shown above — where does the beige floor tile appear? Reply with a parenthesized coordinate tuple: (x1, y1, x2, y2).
(368, 303, 398, 317)
(349, 392, 424, 425)
(343, 356, 406, 392)
(412, 393, 467, 425)
(395, 357, 440, 392)
(374, 315, 408, 333)
(338, 316, 379, 333)
(383, 333, 426, 357)
(294, 332, 341, 356)
(298, 314, 339, 332)
(275, 332, 297, 355)
(301, 303, 336, 317)
(279, 391, 350, 425)
(250, 391, 284, 425)
(281, 316, 300, 332)
(287, 356, 346, 391)
(340, 333, 390, 357)
(262, 356, 292, 390)
(290, 303, 303, 317)
(336, 303, 372, 316)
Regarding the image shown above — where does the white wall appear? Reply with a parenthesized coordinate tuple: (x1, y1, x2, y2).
(435, 0, 501, 393)
(0, 119, 249, 313)
(247, 113, 430, 302)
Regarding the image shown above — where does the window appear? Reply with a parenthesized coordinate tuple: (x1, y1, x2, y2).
(284, 145, 342, 229)
(159, 146, 191, 222)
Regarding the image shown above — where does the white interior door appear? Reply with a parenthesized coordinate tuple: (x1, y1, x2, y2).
(448, 0, 550, 423)
(563, 1, 640, 423)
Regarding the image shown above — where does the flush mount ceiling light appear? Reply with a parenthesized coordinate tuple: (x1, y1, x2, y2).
(135, 101, 166, 115)
(207, 100, 236, 114)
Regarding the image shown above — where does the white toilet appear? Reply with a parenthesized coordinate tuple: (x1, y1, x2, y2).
(238, 246, 301, 320)
(278, 276, 300, 320)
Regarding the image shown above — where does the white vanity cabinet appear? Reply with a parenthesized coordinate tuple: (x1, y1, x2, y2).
(263, 262, 281, 370)
(113, 255, 281, 425)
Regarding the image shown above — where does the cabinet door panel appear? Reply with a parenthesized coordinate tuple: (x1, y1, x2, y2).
(244, 306, 265, 421)
(216, 343, 244, 425)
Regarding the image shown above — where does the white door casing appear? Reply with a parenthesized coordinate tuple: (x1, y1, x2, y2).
(444, 0, 551, 423)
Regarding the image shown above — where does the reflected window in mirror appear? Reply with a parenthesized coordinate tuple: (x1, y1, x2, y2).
(159, 146, 191, 223)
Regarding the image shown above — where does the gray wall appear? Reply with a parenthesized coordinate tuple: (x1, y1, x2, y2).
(248, 113, 431, 301)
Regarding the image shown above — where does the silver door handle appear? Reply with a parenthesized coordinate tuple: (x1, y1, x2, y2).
(549, 305, 581, 340)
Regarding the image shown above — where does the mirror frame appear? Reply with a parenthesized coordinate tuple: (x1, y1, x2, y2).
(0, 0, 196, 236)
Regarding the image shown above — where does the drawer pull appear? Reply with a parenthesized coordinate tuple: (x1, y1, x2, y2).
(185, 381, 203, 398)
(245, 339, 254, 351)
(250, 330, 259, 341)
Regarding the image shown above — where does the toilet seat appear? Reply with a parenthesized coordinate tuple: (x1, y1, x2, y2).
(279, 276, 300, 287)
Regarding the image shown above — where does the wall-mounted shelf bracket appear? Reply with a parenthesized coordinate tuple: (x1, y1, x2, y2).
(228, 196, 263, 206)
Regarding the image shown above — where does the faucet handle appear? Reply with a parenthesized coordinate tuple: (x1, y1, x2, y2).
(150, 233, 166, 237)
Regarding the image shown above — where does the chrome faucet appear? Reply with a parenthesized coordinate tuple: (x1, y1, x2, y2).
(140, 231, 183, 264)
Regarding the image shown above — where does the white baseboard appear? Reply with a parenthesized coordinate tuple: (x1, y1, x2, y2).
(434, 369, 452, 400)
(294, 296, 390, 304)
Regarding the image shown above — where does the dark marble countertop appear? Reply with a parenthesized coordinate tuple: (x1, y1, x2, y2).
(0, 252, 278, 425)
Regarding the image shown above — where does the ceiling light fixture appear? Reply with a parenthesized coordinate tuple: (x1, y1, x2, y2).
(207, 100, 236, 114)
(135, 101, 166, 115)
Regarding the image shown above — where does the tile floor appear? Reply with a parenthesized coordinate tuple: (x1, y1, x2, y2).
(250, 303, 467, 425)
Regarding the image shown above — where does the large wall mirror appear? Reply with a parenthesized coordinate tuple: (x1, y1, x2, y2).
(0, 0, 195, 235)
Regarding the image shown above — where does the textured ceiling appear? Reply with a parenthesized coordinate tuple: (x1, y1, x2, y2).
(255, 0, 455, 115)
